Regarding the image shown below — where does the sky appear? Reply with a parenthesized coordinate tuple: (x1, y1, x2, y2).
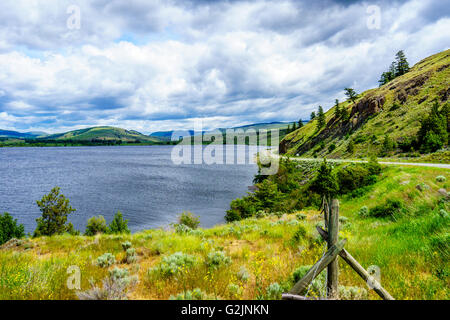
(0, 0, 449, 134)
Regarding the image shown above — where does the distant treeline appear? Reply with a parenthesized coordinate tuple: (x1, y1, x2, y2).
(0, 138, 179, 147)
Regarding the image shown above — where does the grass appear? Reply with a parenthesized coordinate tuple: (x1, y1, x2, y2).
(0, 165, 449, 300)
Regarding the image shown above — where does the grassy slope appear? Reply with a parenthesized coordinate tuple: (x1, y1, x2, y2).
(44, 126, 161, 143)
(282, 49, 450, 159)
(1, 165, 448, 300)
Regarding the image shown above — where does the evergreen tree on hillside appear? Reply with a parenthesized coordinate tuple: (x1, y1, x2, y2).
(298, 119, 304, 129)
(292, 122, 297, 131)
(344, 88, 358, 104)
(317, 106, 326, 129)
(418, 100, 447, 153)
(310, 111, 316, 120)
(395, 50, 410, 77)
(341, 106, 350, 122)
(310, 159, 338, 200)
(287, 124, 291, 133)
(334, 99, 341, 118)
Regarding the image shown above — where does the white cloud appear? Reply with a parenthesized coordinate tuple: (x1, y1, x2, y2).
(0, 0, 448, 133)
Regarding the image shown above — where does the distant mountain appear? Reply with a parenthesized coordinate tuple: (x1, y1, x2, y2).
(149, 122, 301, 141)
(281, 49, 450, 158)
(0, 130, 42, 139)
(43, 126, 161, 143)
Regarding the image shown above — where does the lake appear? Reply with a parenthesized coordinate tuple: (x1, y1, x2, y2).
(0, 145, 258, 233)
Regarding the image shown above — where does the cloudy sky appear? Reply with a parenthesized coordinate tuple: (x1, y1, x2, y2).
(0, 0, 448, 134)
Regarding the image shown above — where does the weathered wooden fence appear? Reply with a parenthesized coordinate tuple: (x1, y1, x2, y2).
(282, 199, 394, 300)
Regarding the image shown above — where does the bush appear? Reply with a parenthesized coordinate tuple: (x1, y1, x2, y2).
(169, 288, 215, 300)
(174, 223, 192, 234)
(77, 267, 137, 300)
(265, 282, 283, 300)
(357, 206, 370, 218)
(291, 266, 326, 296)
(205, 250, 232, 270)
(237, 266, 250, 282)
(121, 241, 132, 251)
(370, 199, 405, 218)
(34, 186, 77, 237)
(291, 225, 307, 243)
(150, 252, 197, 278)
(85, 215, 108, 236)
(178, 211, 200, 229)
(336, 164, 379, 195)
(97, 253, 116, 268)
(338, 286, 368, 300)
(126, 248, 138, 264)
(296, 213, 307, 221)
(0, 212, 25, 245)
(436, 176, 447, 183)
(108, 211, 130, 234)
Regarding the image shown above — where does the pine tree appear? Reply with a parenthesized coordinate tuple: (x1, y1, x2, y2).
(334, 99, 341, 118)
(344, 88, 358, 104)
(395, 50, 410, 77)
(341, 106, 350, 122)
(292, 122, 297, 131)
(317, 106, 326, 129)
(310, 159, 338, 200)
(310, 111, 316, 120)
(298, 119, 304, 128)
(287, 124, 291, 133)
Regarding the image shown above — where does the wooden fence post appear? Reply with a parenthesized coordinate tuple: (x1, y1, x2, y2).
(316, 226, 395, 300)
(327, 199, 339, 299)
(289, 239, 347, 295)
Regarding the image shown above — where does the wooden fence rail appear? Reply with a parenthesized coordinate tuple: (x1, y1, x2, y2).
(283, 199, 395, 300)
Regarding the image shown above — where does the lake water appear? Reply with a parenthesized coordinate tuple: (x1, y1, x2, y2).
(0, 145, 258, 233)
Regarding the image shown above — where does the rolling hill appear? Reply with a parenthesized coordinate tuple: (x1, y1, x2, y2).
(0, 130, 45, 139)
(43, 126, 162, 143)
(280, 49, 450, 159)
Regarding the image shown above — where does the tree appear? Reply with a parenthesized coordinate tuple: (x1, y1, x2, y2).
(347, 140, 355, 154)
(344, 88, 358, 104)
(341, 106, 350, 122)
(380, 134, 395, 156)
(0, 212, 25, 245)
(310, 111, 316, 120)
(287, 124, 291, 133)
(108, 211, 130, 234)
(298, 119, 304, 129)
(292, 122, 297, 131)
(334, 99, 341, 118)
(34, 187, 77, 237)
(85, 215, 108, 236)
(418, 99, 447, 153)
(395, 50, 410, 77)
(317, 106, 326, 129)
(310, 159, 339, 200)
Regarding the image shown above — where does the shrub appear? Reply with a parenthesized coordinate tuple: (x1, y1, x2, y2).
(178, 211, 200, 229)
(228, 283, 243, 297)
(126, 248, 138, 264)
(291, 266, 326, 296)
(296, 213, 307, 221)
(169, 288, 215, 300)
(370, 199, 405, 218)
(265, 282, 283, 300)
(336, 164, 378, 195)
(0, 212, 25, 245)
(357, 206, 370, 218)
(34, 186, 77, 237)
(174, 223, 192, 234)
(77, 267, 137, 300)
(97, 253, 116, 268)
(85, 215, 108, 236)
(150, 252, 197, 277)
(236, 266, 250, 282)
(121, 241, 132, 251)
(108, 211, 130, 234)
(436, 176, 447, 183)
(291, 225, 307, 243)
(338, 286, 368, 300)
(205, 250, 232, 270)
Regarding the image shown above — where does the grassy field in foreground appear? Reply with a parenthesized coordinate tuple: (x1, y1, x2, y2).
(0, 165, 449, 300)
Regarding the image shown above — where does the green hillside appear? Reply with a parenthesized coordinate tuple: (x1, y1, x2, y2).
(44, 126, 161, 143)
(280, 49, 450, 160)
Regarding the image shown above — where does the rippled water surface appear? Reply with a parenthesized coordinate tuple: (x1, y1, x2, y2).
(0, 145, 257, 233)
